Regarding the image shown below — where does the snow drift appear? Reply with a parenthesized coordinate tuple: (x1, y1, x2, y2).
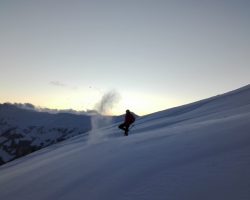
(0, 85, 250, 200)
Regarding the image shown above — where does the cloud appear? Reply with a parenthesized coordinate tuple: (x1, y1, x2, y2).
(2, 102, 97, 116)
(13, 103, 36, 110)
(49, 81, 78, 90)
(2, 90, 121, 118)
(49, 81, 66, 87)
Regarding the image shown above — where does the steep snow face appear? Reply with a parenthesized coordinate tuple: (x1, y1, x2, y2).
(0, 85, 250, 200)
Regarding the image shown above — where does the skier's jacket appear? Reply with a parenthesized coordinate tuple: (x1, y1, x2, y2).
(125, 112, 135, 125)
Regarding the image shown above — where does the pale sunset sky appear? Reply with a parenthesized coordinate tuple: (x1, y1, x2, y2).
(0, 0, 249, 115)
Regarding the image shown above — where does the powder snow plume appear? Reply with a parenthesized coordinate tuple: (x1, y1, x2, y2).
(95, 90, 121, 115)
(88, 90, 121, 144)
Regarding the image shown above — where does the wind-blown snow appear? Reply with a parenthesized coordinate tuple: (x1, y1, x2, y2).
(0, 85, 250, 200)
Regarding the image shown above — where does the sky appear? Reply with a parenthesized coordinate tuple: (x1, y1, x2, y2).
(0, 0, 249, 116)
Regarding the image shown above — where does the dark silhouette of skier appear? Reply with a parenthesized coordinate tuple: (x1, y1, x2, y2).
(118, 109, 135, 136)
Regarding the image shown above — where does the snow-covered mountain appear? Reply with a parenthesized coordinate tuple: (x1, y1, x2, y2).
(0, 104, 123, 165)
(0, 85, 250, 200)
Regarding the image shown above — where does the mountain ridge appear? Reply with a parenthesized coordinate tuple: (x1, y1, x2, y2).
(0, 103, 123, 165)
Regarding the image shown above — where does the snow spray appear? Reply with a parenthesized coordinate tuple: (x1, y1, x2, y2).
(88, 90, 121, 144)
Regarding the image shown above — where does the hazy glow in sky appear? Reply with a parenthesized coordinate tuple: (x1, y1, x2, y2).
(0, 0, 249, 115)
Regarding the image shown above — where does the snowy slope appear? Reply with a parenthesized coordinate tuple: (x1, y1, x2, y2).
(0, 85, 250, 200)
(0, 104, 91, 165)
(0, 104, 123, 165)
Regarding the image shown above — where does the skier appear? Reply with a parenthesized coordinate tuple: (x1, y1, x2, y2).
(118, 109, 135, 136)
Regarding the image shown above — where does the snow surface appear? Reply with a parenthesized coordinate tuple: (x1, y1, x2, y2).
(0, 85, 250, 200)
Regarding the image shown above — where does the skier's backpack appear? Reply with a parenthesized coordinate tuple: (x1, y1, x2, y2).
(130, 113, 135, 124)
